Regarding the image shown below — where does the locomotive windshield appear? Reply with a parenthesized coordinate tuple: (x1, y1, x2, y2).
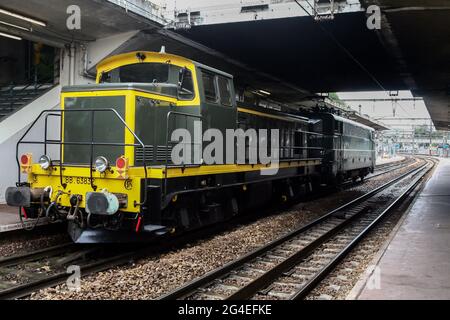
(99, 62, 194, 99)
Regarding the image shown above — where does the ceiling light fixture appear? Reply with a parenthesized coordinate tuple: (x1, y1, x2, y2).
(0, 20, 31, 31)
(258, 89, 271, 96)
(0, 31, 22, 40)
(0, 8, 46, 27)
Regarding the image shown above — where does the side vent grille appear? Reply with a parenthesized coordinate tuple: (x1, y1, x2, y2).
(156, 145, 173, 162)
(135, 146, 153, 163)
(135, 145, 174, 163)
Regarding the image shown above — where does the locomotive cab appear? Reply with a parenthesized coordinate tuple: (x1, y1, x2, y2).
(6, 51, 209, 242)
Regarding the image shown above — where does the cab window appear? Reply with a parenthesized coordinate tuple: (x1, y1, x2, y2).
(98, 62, 193, 99)
(178, 68, 194, 100)
(202, 72, 218, 103)
(218, 76, 232, 106)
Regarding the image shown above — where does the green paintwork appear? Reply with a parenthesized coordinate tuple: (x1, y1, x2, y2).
(134, 96, 200, 165)
(63, 95, 125, 164)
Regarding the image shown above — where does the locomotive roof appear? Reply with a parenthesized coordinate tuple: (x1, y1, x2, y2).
(239, 103, 311, 123)
(97, 51, 233, 79)
(193, 61, 233, 79)
(61, 83, 177, 95)
(310, 112, 374, 132)
(330, 113, 375, 132)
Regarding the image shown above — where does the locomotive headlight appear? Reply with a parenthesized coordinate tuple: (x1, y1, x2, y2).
(94, 156, 109, 173)
(38, 155, 51, 170)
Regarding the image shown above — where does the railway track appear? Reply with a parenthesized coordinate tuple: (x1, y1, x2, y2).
(337, 156, 415, 190)
(0, 208, 287, 300)
(370, 156, 413, 178)
(323, 156, 415, 194)
(0, 243, 75, 269)
(374, 157, 409, 171)
(0, 241, 140, 300)
(0, 157, 423, 300)
(159, 158, 433, 300)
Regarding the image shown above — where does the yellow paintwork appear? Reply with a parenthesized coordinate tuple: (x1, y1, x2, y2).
(28, 159, 321, 213)
(124, 93, 136, 164)
(28, 164, 142, 212)
(237, 107, 305, 122)
(52, 53, 201, 214)
(61, 90, 138, 165)
(95, 51, 200, 107)
(25, 51, 323, 215)
(30, 88, 321, 213)
(60, 88, 188, 166)
(148, 160, 321, 179)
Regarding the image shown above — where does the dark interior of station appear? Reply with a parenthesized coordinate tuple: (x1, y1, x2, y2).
(0, 38, 56, 86)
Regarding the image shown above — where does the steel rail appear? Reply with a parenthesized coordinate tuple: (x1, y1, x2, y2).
(222, 161, 432, 300)
(374, 157, 409, 170)
(158, 160, 428, 300)
(0, 251, 136, 300)
(290, 159, 434, 299)
(369, 158, 415, 178)
(339, 157, 416, 189)
(0, 213, 269, 300)
(1, 158, 428, 300)
(0, 243, 75, 268)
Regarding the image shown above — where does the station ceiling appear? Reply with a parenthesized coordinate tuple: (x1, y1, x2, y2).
(364, 0, 450, 131)
(176, 12, 403, 93)
(108, 28, 313, 102)
(0, 0, 159, 47)
(1, 0, 448, 130)
(109, 12, 400, 117)
(172, 1, 450, 130)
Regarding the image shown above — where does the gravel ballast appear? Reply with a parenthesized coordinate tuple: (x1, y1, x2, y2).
(30, 160, 422, 300)
(0, 229, 70, 259)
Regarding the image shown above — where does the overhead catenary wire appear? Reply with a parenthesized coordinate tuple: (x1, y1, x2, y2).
(293, 0, 412, 117)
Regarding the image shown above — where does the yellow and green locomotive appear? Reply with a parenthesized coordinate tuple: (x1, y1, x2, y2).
(5, 51, 374, 243)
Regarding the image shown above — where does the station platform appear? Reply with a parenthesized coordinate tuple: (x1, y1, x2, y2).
(350, 158, 450, 299)
(0, 204, 49, 232)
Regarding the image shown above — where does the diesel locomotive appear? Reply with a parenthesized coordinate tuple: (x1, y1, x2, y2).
(5, 51, 375, 243)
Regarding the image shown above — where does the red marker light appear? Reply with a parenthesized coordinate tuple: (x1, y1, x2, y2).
(116, 157, 126, 169)
(20, 153, 32, 173)
(20, 154, 29, 165)
(115, 156, 129, 179)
